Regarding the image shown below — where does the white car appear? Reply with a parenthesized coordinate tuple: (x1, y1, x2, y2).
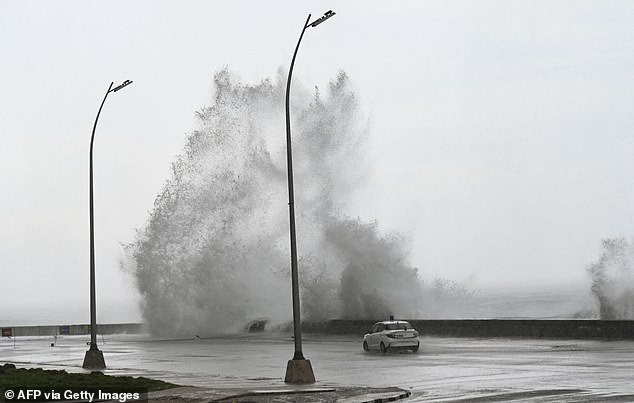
(363, 320, 420, 353)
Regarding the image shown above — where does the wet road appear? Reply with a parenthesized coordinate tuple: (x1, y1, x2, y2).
(2, 333, 634, 401)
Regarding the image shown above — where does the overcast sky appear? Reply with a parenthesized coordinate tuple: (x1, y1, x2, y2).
(1, 1, 633, 325)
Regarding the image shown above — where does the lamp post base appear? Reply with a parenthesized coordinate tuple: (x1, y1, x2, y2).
(82, 348, 106, 370)
(284, 359, 315, 384)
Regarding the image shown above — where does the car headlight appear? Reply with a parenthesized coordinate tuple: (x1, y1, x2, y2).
(386, 334, 397, 339)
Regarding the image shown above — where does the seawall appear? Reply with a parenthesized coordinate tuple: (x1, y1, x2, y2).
(4, 320, 634, 339)
(1, 323, 145, 337)
(305, 319, 634, 339)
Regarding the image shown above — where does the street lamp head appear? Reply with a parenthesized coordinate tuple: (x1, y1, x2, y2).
(112, 79, 133, 92)
(309, 10, 335, 27)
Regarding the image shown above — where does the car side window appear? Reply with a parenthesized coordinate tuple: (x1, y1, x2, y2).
(377, 324, 385, 332)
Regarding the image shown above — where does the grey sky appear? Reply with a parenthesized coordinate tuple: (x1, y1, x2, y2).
(1, 1, 633, 325)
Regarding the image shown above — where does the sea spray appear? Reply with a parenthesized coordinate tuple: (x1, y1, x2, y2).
(324, 217, 423, 319)
(123, 67, 444, 335)
(588, 238, 634, 319)
(123, 69, 291, 335)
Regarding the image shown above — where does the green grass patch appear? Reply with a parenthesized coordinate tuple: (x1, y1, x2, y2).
(0, 363, 179, 391)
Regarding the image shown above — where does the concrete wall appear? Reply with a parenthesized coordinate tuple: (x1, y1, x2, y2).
(310, 319, 634, 339)
(2, 323, 145, 337)
(5, 320, 634, 339)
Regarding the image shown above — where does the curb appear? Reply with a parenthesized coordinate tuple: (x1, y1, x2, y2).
(336, 389, 411, 403)
(210, 387, 336, 401)
(211, 387, 411, 403)
(372, 389, 411, 402)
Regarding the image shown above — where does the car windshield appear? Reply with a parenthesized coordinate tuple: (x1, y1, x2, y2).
(385, 322, 412, 331)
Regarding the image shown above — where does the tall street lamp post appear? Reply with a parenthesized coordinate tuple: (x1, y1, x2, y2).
(82, 79, 133, 370)
(283, 10, 335, 384)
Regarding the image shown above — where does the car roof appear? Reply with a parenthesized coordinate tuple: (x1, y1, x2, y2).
(374, 320, 410, 325)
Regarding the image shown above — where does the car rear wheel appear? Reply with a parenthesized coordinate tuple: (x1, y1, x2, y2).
(412, 343, 419, 352)
(380, 342, 387, 353)
(363, 341, 369, 352)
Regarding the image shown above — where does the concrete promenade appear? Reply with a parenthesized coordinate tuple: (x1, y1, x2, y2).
(3, 334, 634, 401)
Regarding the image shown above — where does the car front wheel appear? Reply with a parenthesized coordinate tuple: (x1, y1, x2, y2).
(363, 341, 369, 352)
(380, 342, 387, 353)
